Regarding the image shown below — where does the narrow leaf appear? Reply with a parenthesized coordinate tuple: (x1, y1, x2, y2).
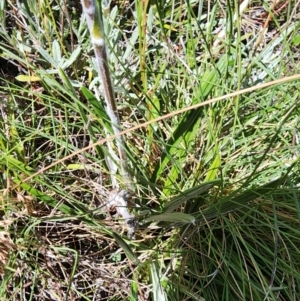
(144, 212, 195, 225)
(36, 45, 58, 67)
(52, 39, 61, 63)
(197, 177, 285, 221)
(112, 232, 139, 265)
(149, 262, 167, 301)
(164, 180, 220, 213)
(62, 46, 82, 70)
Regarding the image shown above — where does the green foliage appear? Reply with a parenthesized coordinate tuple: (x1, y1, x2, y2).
(0, 0, 300, 300)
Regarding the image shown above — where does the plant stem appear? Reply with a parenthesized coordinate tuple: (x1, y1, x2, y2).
(81, 0, 132, 190)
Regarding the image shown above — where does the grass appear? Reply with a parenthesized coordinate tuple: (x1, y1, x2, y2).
(0, 0, 300, 300)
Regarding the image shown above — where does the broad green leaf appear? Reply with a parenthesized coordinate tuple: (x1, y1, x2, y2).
(147, 95, 160, 131)
(148, 95, 160, 120)
(144, 212, 195, 225)
(15, 74, 41, 82)
(204, 152, 221, 182)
